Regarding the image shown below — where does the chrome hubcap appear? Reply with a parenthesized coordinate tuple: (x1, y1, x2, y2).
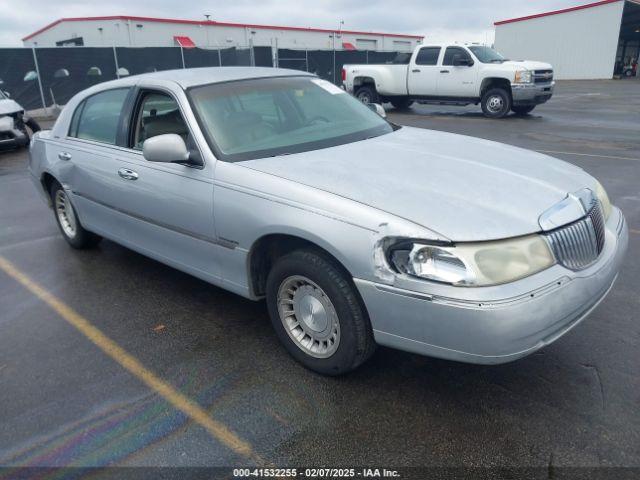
(487, 95, 504, 113)
(55, 190, 77, 239)
(277, 276, 340, 358)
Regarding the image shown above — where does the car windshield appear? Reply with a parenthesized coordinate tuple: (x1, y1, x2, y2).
(468, 46, 507, 63)
(188, 76, 394, 162)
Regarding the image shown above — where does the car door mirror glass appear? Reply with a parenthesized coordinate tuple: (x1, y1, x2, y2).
(143, 134, 190, 163)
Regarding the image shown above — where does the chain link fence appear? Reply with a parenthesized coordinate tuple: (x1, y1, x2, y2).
(0, 45, 405, 112)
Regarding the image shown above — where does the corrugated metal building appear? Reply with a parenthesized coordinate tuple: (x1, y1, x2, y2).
(21, 16, 423, 52)
(494, 0, 640, 79)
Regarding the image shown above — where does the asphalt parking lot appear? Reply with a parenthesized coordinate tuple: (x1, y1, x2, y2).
(1, 80, 639, 474)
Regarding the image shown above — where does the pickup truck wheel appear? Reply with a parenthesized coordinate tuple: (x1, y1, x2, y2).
(266, 249, 376, 375)
(355, 86, 379, 105)
(390, 97, 413, 110)
(512, 105, 536, 116)
(50, 181, 102, 249)
(481, 88, 512, 118)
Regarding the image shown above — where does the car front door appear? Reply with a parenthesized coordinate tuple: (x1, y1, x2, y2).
(407, 46, 442, 97)
(436, 46, 479, 98)
(69, 85, 220, 282)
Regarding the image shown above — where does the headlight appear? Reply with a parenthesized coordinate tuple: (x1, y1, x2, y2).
(388, 235, 555, 287)
(594, 180, 612, 221)
(514, 70, 533, 84)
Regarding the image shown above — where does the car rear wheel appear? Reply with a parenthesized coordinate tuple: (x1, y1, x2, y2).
(354, 85, 379, 105)
(481, 88, 512, 118)
(50, 181, 102, 249)
(512, 105, 536, 116)
(266, 249, 376, 375)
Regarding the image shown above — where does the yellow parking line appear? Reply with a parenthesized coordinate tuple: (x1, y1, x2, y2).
(0, 256, 264, 465)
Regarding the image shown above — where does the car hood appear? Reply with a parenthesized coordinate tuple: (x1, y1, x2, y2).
(241, 127, 594, 241)
(0, 99, 23, 116)
(502, 60, 553, 71)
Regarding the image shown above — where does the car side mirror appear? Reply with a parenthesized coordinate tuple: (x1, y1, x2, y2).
(453, 55, 474, 67)
(367, 103, 387, 119)
(143, 134, 190, 163)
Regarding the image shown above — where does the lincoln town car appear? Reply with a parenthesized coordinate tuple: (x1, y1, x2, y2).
(29, 67, 628, 375)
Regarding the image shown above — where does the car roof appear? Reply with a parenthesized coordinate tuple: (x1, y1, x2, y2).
(97, 66, 315, 90)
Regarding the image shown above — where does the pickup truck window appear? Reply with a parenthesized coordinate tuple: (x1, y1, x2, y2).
(468, 46, 506, 64)
(442, 47, 473, 66)
(415, 47, 441, 66)
(189, 76, 393, 162)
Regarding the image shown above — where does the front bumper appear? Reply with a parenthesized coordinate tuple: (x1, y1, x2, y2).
(0, 119, 29, 150)
(511, 82, 555, 106)
(355, 207, 628, 364)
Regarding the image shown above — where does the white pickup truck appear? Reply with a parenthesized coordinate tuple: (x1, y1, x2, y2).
(342, 44, 555, 118)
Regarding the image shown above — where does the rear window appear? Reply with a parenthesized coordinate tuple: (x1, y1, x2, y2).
(70, 88, 129, 145)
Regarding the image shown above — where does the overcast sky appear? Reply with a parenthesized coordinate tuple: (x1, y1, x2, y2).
(1, 0, 584, 47)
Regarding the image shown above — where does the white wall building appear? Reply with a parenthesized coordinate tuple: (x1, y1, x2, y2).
(21, 16, 423, 52)
(494, 0, 640, 80)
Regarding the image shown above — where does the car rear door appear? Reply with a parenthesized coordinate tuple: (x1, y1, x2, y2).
(407, 46, 442, 96)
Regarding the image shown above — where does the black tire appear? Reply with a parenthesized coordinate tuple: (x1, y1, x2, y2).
(354, 85, 379, 105)
(481, 87, 512, 118)
(266, 249, 376, 375)
(511, 105, 536, 116)
(49, 180, 102, 249)
(25, 117, 41, 133)
(390, 97, 413, 110)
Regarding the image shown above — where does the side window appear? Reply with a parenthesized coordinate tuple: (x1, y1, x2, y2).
(443, 47, 473, 66)
(133, 91, 189, 150)
(415, 47, 441, 66)
(73, 88, 129, 144)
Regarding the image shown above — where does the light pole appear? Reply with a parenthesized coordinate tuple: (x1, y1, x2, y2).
(204, 14, 211, 48)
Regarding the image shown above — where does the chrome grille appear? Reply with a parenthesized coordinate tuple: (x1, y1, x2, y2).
(533, 69, 554, 84)
(545, 203, 605, 270)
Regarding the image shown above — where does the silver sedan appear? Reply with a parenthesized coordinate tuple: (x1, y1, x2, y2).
(29, 67, 628, 375)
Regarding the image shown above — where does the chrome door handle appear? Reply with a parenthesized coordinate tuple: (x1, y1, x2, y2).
(58, 152, 72, 161)
(118, 168, 139, 181)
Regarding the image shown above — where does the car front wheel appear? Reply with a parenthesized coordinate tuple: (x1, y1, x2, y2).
(50, 181, 102, 249)
(481, 88, 512, 118)
(266, 249, 376, 375)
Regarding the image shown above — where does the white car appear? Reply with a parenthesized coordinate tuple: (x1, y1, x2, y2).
(0, 89, 40, 150)
(342, 44, 554, 118)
